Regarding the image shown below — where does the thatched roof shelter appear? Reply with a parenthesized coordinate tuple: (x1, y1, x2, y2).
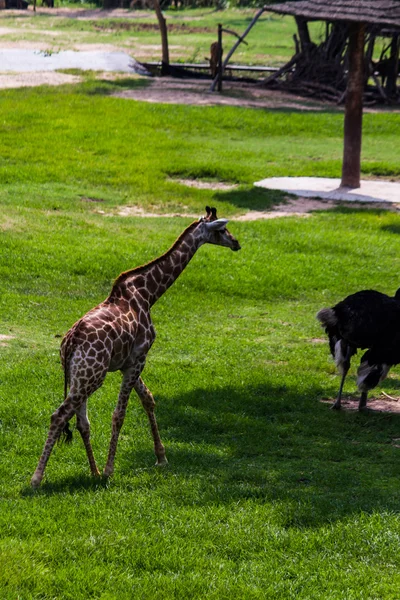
(268, 0, 400, 188)
(269, 0, 400, 28)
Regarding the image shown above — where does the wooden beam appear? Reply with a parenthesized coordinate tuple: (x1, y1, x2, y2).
(341, 22, 365, 189)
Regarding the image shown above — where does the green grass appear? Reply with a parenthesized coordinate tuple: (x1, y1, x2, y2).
(0, 80, 399, 218)
(2, 78, 400, 597)
(3, 201, 400, 599)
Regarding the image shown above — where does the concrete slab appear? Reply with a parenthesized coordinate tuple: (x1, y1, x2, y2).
(254, 177, 400, 204)
(0, 49, 149, 74)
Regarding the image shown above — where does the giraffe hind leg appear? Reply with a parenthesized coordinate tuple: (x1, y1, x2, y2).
(31, 395, 78, 488)
(103, 373, 134, 478)
(134, 377, 167, 467)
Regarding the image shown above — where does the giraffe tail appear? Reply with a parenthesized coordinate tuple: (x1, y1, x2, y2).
(59, 340, 73, 444)
(61, 422, 73, 444)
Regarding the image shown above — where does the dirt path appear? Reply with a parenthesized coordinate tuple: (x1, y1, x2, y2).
(320, 395, 400, 414)
(115, 76, 331, 110)
(102, 194, 399, 221)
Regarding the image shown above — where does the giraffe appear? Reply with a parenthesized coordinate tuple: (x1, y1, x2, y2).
(31, 206, 241, 488)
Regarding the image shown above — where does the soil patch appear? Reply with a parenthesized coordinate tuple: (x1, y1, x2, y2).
(100, 195, 400, 220)
(0, 70, 80, 88)
(116, 77, 332, 111)
(93, 21, 212, 33)
(0, 333, 15, 347)
(171, 178, 238, 191)
(320, 395, 400, 414)
(3, 7, 155, 19)
(235, 197, 400, 220)
(81, 196, 105, 203)
(116, 206, 197, 218)
(4, 6, 208, 20)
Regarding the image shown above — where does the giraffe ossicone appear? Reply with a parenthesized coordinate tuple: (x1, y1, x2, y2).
(31, 206, 240, 488)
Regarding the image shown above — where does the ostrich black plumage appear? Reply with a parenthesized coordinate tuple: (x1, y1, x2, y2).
(317, 289, 400, 411)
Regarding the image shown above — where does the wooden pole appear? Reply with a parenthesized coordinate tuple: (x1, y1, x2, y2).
(386, 34, 399, 97)
(217, 23, 223, 92)
(341, 22, 365, 189)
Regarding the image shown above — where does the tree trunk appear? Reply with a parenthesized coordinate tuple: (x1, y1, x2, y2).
(295, 17, 312, 59)
(153, 0, 169, 72)
(341, 23, 365, 189)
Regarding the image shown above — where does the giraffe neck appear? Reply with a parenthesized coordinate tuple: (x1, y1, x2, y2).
(113, 221, 203, 306)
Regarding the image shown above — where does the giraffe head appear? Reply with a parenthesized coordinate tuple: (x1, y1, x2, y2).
(199, 206, 241, 251)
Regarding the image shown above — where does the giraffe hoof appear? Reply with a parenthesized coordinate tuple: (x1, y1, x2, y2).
(103, 467, 114, 478)
(156, 456, 168, 466)
(31, 474, 42, 488)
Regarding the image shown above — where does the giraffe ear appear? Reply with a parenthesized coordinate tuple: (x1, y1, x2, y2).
(205, 218, 229, 231)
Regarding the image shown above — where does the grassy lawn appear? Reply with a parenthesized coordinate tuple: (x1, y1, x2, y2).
(1, 15, 400, 595)
(1, 80, 400, 598)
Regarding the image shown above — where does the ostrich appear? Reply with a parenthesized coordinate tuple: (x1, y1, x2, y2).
(317, 288, 400, 410)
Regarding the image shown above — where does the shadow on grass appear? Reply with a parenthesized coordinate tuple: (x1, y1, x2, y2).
(20, 473, 111, 498)
(78, 76, 151, 97)
(382, 224, 400, 235)
(133, 381, 400, 525)
(165, 164, 288, 211)
(213, 186, 287, 211)
(362, 163, 400, 178)
(25, 380, 400, 525)
(329, 206, 395, 216)
(376, 377, 400, 391)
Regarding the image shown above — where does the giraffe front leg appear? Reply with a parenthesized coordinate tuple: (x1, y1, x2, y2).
(31, 397, 76, 488)
(103, 375, 133, 478)
(134, 377, 167, 467)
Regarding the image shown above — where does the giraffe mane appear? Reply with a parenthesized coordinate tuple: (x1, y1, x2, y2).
(112, 219, 200, 289)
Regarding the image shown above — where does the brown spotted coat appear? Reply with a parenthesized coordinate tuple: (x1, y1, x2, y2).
(31, 207, 240, 487)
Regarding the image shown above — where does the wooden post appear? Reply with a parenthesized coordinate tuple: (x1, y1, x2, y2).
(364, 34, 375, 81)
(386, 34, 399, 97)
(210, 5, 266, 92)
(341, 22, 365, 189)
(217, 23, 223, 92)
